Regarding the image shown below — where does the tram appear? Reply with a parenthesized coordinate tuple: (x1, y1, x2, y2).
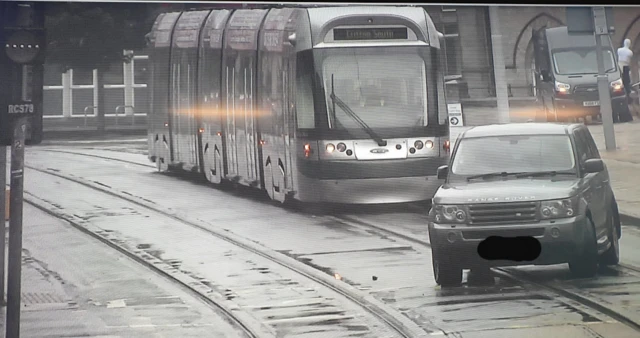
(146, 5, 450, 204)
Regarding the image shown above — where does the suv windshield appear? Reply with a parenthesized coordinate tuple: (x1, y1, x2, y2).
(451, 134, 577, 178)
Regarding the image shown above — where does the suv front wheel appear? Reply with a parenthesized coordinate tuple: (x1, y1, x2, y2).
(569, 216, 599, 278)
(432, 248, 463, 287)
(600, 207, 620, 266)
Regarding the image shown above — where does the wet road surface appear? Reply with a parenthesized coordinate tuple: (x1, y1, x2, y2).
(19, 160, 409, 337)
(3, 203, 250, 337)
(17, 145, 640, 337)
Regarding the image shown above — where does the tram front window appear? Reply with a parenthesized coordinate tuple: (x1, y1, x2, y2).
(318, 47, 429, 129)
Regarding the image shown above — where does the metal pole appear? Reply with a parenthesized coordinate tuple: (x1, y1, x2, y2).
(489, 6, 510, 124)
(0, 145, 7, 306)
(593, 6, 616, 151)
(6, 118, 27, 338)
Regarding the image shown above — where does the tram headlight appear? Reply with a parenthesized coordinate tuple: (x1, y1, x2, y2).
(336, 143, 347, 152)
(326, 143, 335, 153)
(433, 204, 468, 224)
(425, 140, 434, 149)
(414, 140, 424, 150)
(540, 196, 578, 220)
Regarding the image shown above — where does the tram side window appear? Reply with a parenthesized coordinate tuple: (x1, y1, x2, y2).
(201, 49, 222, 114)
(171, 59, 180, 116)
(233, 55, 246, 119)
(180, 51, 191, 117)
(295, 51, 315, 129)
(272, 55, 284, 135)
(259, 52, 275, 134)
(233, 54, 257, 126)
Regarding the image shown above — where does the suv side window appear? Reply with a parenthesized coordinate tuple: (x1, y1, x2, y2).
(573, 129, 589, 165)
(583, 129, 601, 159)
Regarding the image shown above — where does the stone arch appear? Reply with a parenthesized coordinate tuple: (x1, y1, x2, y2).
(508, 13, 564, 70)
(523, 37, 536, 96)
(621, 15, 640, 47)
(628, 29, 640, 84)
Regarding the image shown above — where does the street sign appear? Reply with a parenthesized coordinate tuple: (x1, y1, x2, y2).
(447, 103, 464, 127)
(7, 104, 35, 115)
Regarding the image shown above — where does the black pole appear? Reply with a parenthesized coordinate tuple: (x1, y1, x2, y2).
(0, 145, 6, 306)
(6, 117, 27, 338)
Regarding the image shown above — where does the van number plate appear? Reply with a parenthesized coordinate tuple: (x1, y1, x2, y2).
(583, 101, 600, 107)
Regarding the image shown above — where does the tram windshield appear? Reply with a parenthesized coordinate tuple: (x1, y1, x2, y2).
(317, 46, 430, 130)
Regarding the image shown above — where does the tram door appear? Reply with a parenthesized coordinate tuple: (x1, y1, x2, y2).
(271, 55, 295, 200)
(225, 53, 259, 185)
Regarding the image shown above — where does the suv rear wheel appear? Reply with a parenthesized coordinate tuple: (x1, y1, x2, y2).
(569, 216, 599, 278)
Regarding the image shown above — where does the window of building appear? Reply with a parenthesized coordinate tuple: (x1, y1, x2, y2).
(44, 64, 62, 86)
(435, 22, 463, 77)
(133, 58, 148, 85)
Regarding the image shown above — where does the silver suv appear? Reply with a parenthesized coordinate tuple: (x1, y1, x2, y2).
(429, 123, 621, 287)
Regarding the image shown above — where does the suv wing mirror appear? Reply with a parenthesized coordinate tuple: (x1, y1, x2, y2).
(584, 159, 605, 173)
(437, 165, 449, 180)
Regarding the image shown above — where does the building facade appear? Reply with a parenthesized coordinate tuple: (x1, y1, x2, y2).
(40, 5, 640, 130)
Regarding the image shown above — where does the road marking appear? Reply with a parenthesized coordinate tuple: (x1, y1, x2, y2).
(428, 321, 619, 336)
(106, 299, 127, 308)
(107, 323, 221, 328)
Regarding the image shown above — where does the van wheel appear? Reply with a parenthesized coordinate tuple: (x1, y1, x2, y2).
(432, 249, 462, 287)
(569, 216, 599, 278)
(601, 208, 620, 266)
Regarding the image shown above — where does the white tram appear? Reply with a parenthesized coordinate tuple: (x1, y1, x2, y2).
(146, 5, 450, 204)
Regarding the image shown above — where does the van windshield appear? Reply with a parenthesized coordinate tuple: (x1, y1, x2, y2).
(552, 48, 617, 75)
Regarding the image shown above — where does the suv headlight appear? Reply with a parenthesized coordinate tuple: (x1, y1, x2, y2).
(433, 204, 468, 223)
(540, 196, 578, 220)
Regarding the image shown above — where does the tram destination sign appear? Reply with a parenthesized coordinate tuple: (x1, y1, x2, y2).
(333, 27, 408, 41)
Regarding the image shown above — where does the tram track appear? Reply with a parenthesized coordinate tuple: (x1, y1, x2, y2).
(333, 214, 640, 334)
(24, 192, 266, 338)
(22, 161, 433, 338)
(35, 148, 155, 169)
(29, 147, 640, 335)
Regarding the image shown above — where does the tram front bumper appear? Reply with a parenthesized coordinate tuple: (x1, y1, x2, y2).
(294, 175, 443, 204)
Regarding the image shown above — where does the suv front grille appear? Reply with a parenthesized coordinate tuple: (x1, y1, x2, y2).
(468, 202, 538, 225)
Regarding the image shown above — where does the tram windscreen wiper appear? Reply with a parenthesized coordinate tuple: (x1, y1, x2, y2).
(515, 171, 577, 178)
(466, 171, 528, 181)
(329, 74, 387, 147)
